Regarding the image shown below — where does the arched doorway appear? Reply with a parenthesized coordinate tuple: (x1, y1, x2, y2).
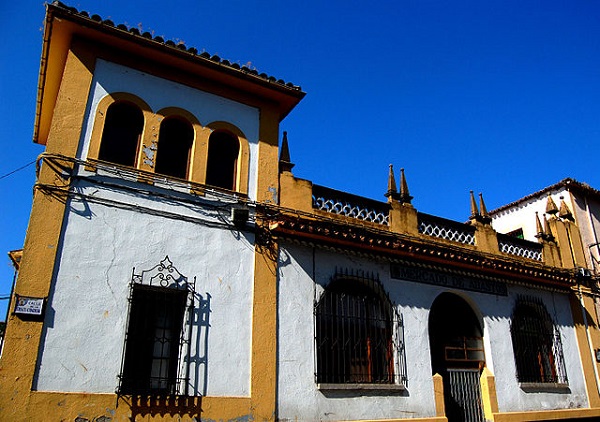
(429, 293, 485, 422)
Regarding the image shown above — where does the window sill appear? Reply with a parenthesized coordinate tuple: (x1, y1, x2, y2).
(519, 382, 569, 393)
(317, 383, 405, 391)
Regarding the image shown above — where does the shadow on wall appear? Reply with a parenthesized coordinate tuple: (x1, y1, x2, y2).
(190, 292, 211, 396)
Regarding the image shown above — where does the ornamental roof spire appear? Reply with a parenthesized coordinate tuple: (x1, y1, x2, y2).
(546, 194, 559, 215)
(478, 192, 491, 223)
(279, 131, 295, 173)
(544, 214, 555, 241)
(399, 168, 413, 205)
(535, 211, 544, 238)
(385, 164, 400, 202)
(558, 197, 574, 221)
(470, 190, 480, 219)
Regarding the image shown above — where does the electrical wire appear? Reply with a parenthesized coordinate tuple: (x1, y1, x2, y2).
(0, 159, 36, 181)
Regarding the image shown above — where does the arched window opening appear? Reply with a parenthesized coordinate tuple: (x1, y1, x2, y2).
(155, 117, 194, 180)
(510, 297, 568, 384)
(205, 131, 239, 190)
(98, 101, 143, 166)
(315, 276, 400, 385)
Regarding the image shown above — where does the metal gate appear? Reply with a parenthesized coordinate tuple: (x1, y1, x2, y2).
(445, 369, 484, 422)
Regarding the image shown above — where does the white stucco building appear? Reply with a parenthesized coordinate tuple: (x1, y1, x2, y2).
(2, 3, 600, 422)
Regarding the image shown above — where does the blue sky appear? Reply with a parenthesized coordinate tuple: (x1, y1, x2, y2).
(1, 1, 600, 319)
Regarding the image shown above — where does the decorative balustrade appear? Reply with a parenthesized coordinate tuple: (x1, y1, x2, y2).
(497, 233, 543, 261)
(418, 213, 476, 245)
(312, 185, 390, 225)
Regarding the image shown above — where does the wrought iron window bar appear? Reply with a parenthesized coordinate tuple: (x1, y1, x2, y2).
(510, 296, 568, 385)
(117, 256, 196, 397)
(314, 269, 407, 387)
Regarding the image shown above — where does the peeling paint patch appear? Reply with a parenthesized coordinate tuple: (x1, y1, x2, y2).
(268, 186, 277, 204)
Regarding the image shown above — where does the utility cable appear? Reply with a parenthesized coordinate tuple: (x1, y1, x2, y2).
(0, 159, 36, 181)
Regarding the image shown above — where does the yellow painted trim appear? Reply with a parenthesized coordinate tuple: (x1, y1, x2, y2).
(570, 292, 600, 407)
(492, 407, 600, 421)
(480, 367, 499, 419)
(256, 107, 280, 204)
(432, 373, 446, 417)
(87, 92, 153, 169)
(204, 121, 250, 195)
(250, 225, 278, 420)
(0, 40, 96, 421)
(24, 391, 252, 422)
(154, 107, 202, 180)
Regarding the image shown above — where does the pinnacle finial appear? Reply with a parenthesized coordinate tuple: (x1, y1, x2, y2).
(558, 196, 574, 221)
(478, 192, 492, 224)
(546, 194, 558, 215)
(385, 164, 399, 201)
(535, 211, 544, 238)
(399, 168, 413, 204)
(544, 214, 555, 241)
(279, 131, 295, 172)
(470, 190, 480, 218)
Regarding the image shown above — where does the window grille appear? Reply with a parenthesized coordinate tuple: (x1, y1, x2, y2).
(510, 296, 567, 385)
(118, 256, 195, 396)
(314, 270, 407, 386)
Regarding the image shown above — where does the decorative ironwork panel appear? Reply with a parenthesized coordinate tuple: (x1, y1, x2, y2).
(446, 369, 485, 422)
(314, 269, 407, 386)
(312, 185, 390, 225)
(498, 234, 543, 261)
(118, 256, 196, 396)
(418, 213, 475, 245)
(510, 296, 568, 385)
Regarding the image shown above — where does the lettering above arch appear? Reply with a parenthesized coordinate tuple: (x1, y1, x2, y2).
(88, 92, 153, 167)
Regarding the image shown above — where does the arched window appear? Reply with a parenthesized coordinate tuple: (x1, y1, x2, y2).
(315, 275, 401, 385)
(205, 131, 239, 190)
(98, 101, 144, 166)
(155, 117, 194, 180)
(510, 297, 567, 384)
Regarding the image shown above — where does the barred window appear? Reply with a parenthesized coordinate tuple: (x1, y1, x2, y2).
(315, 273, 406, 386)
(118, 257, 194, 396)
(510, 297, 567, 385)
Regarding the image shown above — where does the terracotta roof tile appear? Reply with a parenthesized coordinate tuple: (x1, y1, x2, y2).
(50, 1, 303, 92)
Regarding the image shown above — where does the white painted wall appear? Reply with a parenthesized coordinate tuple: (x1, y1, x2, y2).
(78, 60, 261, 200)
(491, 188, 572, 242)
(34, 179, 254, 397)
(277, 243, 588, 420)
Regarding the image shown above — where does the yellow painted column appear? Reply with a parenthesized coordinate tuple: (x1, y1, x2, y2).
(250, 219, 278, 420)
(0, 40, 96, 421)
(432, 373, 446, 418)
(480, 367, 499, 421)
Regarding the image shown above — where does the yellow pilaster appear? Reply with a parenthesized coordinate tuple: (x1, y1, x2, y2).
(388, 201, 419, 236)
(250, 220, 278, 420)
(279, 171, 314, 212)
(473, 222, 500, 254)
(0, 40, 96, 421)
(480, 367, 499, 420)
(570, 290, 600, 408)
(432, 373, 446, 418)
